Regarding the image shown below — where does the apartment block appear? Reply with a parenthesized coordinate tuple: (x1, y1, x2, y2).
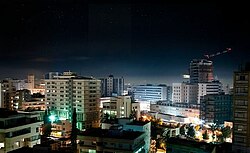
(45, 71, 101, 130)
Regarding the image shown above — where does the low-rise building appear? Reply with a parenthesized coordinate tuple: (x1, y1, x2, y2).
(0, 109, 43, 153)
(51, 120, 71, 138)
(101, 118, 151, 153)
(101, 96, 132, 119)
(150, 101, 200, 121)
(167, 137, 216, 153)
(77, 127, 145, 153)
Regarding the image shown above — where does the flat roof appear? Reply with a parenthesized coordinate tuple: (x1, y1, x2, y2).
(0, 108, 19, 118)
(78, 128, 144, 140)
(167, 137, 215, 152)
(127, 120, 150, 126)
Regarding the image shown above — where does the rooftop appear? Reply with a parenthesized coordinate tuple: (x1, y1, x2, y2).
(167, 137, 215, 152)
(78, 128, 144, 140)
(0, 108, 18, 118)
(127, 120, 150, 126)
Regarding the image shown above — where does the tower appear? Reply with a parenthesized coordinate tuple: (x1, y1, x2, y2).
(189, 59, 214, 83)
(232, 63, 250, 153)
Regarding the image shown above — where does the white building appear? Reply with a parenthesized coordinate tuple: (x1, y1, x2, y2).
(77, 126, 145, 153)
(197, 81, 223, 104)
(132, 85, 168, 102)
(100, 96, 132, 119)
(45, 71, 101, 130)
(101, 118, 151, 153)
(172, 83, 198, 103)
(150, 102, 200, 120)
(0, 109, 42, 153)
(132, 85, 169, 111)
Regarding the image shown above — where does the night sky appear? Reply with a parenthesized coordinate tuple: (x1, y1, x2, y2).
(0, 1, 249, 85)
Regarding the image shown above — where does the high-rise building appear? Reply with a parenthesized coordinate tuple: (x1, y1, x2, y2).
(45, 71, 101, 130)
(172, 83, 198, 103)
(14, 89, 31, 110)
(200, 94, 233, 125)
(0, 79, 16, 110)
(232, 64, 250, 153)
(100, 75, 124, 97)
(197, 81, 223, 104)
(190, 59, 214, 83)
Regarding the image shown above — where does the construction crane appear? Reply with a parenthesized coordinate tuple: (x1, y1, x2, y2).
(204, 48, 232, 59)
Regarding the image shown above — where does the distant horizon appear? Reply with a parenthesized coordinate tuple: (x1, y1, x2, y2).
(0, 69, 234, 87)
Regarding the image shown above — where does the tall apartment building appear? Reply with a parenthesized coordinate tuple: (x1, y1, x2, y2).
(197, 81, 223, 104)
(233, 64, 250, 153)
(190, 59, 214, 83)
(100, 96, 132, 119)
(100, 75, 124, 97)
(45, 71, 101, 130)
(172, 83, 198, 103)
(200, 94, 232, 125)
(0, 109, 42, 153)
(0, 79, 16, 110)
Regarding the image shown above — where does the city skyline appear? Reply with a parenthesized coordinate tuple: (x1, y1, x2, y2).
(0, 1, 249, 86)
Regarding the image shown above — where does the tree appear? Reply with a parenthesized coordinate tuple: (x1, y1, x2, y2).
(222, 126, 232, 139)
(202, 130, 209, 140)
(180, 124, 186, 136)
(42, 109, 52, 137)
(129, 108, 137, 120)
(176, 123, 181, 128)
(195, 125, 200, 131)
(41, 109, 52, 144)
(187, 126, 195, 138)
(71, 108, 77, 153)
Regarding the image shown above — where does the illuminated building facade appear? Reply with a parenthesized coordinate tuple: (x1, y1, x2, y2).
(100, 96, 132, 119)
(0, 79, 16, 110)
(150, 101, 200, 120)
(0, 109, 42, 153)
(233, 64, 250, 153)
(45, 71, 101, 130)
(190, 59, 214, 83)
(132, 85, 168, 102)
